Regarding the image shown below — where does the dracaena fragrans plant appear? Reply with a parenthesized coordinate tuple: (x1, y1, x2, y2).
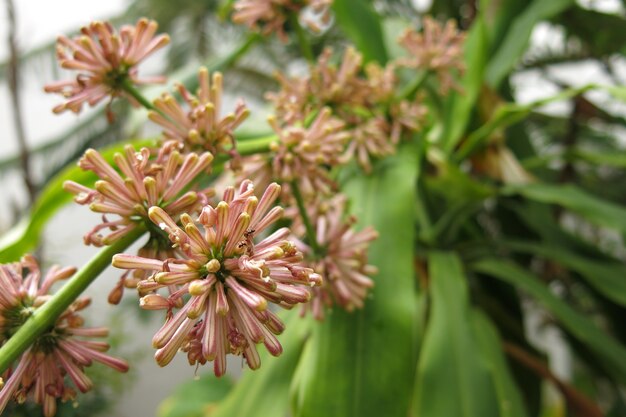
(2, 1, 626, 417)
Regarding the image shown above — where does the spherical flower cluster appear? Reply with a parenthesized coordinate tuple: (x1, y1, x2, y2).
(0, 256, 128, 417)
(149, 68, 250, 156)
(232, 0, 333, 42)
(298, 196, 378, 320)
(44, 18, 169, 115)
(64, 143, 213, 247)
(240, 108, 348, 198)
(266, 46, 426, 173)
(112, 181, 321, 376)
(398, 16, 466, 94)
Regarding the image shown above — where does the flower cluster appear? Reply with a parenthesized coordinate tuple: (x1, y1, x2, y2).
(239, 108, 348, 199)
(232, 0, 333, 41)
(0, 256, 128, 417)
(64, 143, 213, 248)
(398, 16, 466, 94)
(298, 197, 378, 320)
(113, 181, 321, 375)
(44, 18, 169, 116)
(266, 46, 426, 173)
(149, 68, 250, 157)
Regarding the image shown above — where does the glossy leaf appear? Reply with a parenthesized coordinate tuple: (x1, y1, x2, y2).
(473, 259, 626, 384)
(471, 311, 529, 417)
(502, 183, 626, 234)
(412, 251, 499, 417)
(440, 10, 488, 153)
(332, 0, 388, 64)
(293, 142, 419, 417)
(485, 0, 576, 88)
(504, 240, 626, 306)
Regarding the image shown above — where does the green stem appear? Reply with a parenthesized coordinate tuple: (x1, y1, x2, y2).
(290, 181, 324, 256)
(396, 70, 429, 102)
(0, 225, 146, 373)
(290, 13, 314, 63)
(120, 77, 156, 111)
(237, 134, 275, 156)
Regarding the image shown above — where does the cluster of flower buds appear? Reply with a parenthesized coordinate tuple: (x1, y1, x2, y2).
(232, 0, 333, 41)
(113, 181, 321, 375)
(44, 18, 169, 118)
(0, 256, 128, 417)
(149, 68, 250, 157)
(398, 16, 466, 94)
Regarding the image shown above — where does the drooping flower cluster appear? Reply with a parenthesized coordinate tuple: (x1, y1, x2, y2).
(112, 181, 321, 376)
(149, 68, 250, 156)
(64, 143, 213, 247)
(44, 18, 169, 116)
(0, 256, 128, 417)
(232, 0, 333, 41)
(298, 196, 378, 320)
(398, 16, 466, 94)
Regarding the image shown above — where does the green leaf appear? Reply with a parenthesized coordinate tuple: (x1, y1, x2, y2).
(0, 138, 155, 262)
(293, 142, 419, 417)
(440, 10, 489, 153)
(209, 310, 311, 417)
(502, 183, 626, 234)
(473, 259, 626, 384)
(332, 0, 388, 64)
(413, 251, 499, 417)
(454, 85, 594, 161)
(158, 374, 233, 417)
(504, 240, 626, 306)
(485, 0, 576, 88)
(471, 311, 529, 417)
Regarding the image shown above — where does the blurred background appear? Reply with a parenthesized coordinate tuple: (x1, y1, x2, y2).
(2, 0, 626, 416)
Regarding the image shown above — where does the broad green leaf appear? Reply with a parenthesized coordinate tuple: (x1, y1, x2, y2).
(158, 374, 233, 417)
(471, 311, 529, 417)
(485, 0, 576, 88)
(473, 259, 626, 384)
(502, 183, 626, 234)
(209, 310, 311, 417)
(294, 142, 419, 417)
(413, 252, 499, 417)
(0, 139, 155, 262)
(504, 240, 626, 306)
(332, 0, 388, 64)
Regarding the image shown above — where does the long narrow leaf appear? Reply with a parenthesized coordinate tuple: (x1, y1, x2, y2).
(293, 142, 419, 417)
(413, 252, 499, 417)
(473, 259, 626, 384)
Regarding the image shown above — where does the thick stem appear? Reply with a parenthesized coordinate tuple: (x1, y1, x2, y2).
(290, 180, 324, 256)
(0, 225, 146, 373)
(290, 12, 315, 63)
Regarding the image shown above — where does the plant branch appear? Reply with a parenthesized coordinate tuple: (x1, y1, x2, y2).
(290, 180, 324, 256)
(0, 225, 146, 373)
(5, 0, 35, 205)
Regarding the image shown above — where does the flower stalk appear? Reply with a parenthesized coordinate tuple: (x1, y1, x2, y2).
(290, 12, 315, 63)
(290, 180, 324, 256)
(0, 225, 146, 373)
